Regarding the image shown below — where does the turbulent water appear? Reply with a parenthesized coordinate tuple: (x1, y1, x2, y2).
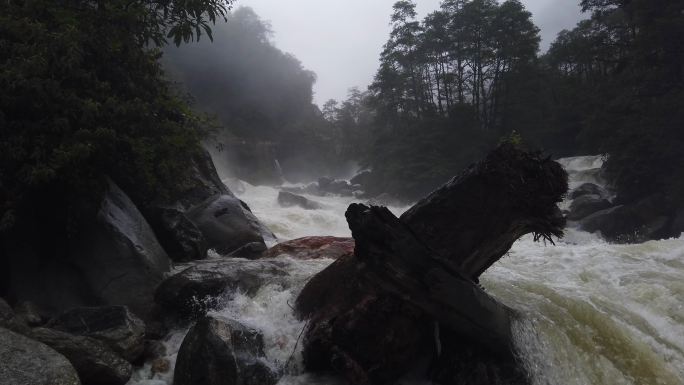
(128, 156, 684, 385)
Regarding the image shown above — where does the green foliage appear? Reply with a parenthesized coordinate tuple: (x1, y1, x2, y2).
(544, 0, 684, 206)
(0, 0, 232, 232)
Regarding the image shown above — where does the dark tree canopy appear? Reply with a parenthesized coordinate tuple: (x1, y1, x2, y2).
(0, 0, 233, 234)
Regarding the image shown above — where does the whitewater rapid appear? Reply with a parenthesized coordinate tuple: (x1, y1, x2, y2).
(128, 156, 684, 385)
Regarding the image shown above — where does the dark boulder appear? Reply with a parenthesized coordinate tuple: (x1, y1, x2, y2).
(14, 301, 45, 327)
(187, 195, 268, 255)
(146, 205, 208, 262)
(173, 149, 232, 209)
(146, 148, 275, 260)
(30, 328, 132, 385)
(5, 180, 170, 320)
(70, 180, 171, 319)
(0, 298, 31, 334)
(0, 327, 81, 385)
(580, 195, 671, 242)
(47, 306, 145, 363)
(155, 259, 291, 317)
(569, 182, 610, 200)
(277, 191, 322, 210)
(173, 315, 278, 385)
(567, 194, 612, 221)
(262, 236, 354, 261)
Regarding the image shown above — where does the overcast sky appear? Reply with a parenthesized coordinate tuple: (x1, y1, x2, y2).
(238, 0, 585, 105)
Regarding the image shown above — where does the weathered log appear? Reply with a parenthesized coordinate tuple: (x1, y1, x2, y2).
(401, 144, 567, 280)
(296, 145, 568, 384)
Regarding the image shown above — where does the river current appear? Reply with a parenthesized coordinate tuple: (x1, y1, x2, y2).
(128, 156, 684, 385)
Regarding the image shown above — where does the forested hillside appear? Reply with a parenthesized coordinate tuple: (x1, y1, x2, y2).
(326, 0, 684, 205)
(163, 8, 347, 184)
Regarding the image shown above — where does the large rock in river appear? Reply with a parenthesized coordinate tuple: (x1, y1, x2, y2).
(261, 236, 354, 260)
(580, 195, 671, 242)
(277, 191, 322, 210)
(30, 327, 132, 385)
(173, 315, 278, 385)
(0, 327, 81, 385)
(567, 194, 612, 221)
(155, 259, 291, 316)
(47, 306, 145, 362)
(70, 181, 171, 319)
(187, 194, 271, 255)
(6, 180, 170, 320)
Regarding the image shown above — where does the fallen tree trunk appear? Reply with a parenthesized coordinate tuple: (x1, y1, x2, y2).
(295, 145, 568, 385)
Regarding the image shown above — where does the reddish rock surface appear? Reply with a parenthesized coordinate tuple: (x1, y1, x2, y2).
(261, 236, 354, 260)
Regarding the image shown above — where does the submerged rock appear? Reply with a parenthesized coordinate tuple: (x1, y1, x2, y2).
(155, 259, 291, 316)
(567, 194, 612, 221)
(31, 328, 132, 385)
(0, 327, 81, 385)
(262, 236, 354, 260)
(277, 191, 322, 210)
(580, 195, 671, 242)
(173, 315, 278, 385)
(47, 306, 145, 363)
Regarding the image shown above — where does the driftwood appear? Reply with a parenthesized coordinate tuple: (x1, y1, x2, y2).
(295, 145, 568, 385)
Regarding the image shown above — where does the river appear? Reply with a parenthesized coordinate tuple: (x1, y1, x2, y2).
(128, 156, 684, 385)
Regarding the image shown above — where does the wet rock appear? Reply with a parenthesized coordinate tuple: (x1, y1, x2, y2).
(222, 177, 247, 195)
(174, 315, 278, 385)
(225, 242, 268, 260)
(142, 340, 167, 361)
(31, 328, 132, 385)
(47, 306, 145, 362)
(0, 327, 81, 385)
(569, 182, 610, 200)
(430, 329, 527, 385)
(155, 259, 291, 316)
(187, 194, 268, 255)
(174, 149, 232, 209)
(146, 205, 208, 262)
(580, 195, 671, 242)
(262, 236, 354, 260)
(277, 191, 322, 210)
(567, 194, 612, 221)
(14, 301, 44, 327)
(70, 180, 171, 319)
(0, 298, 30, 334)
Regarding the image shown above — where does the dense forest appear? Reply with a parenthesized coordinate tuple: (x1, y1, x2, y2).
(324, 0, 684, 207)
